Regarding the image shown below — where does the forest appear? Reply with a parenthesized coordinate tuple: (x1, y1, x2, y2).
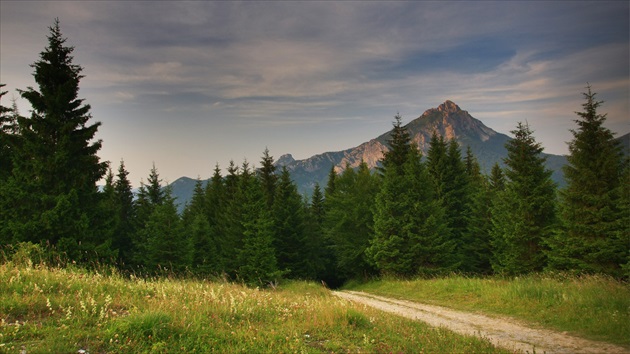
(1, 21, 628, 287)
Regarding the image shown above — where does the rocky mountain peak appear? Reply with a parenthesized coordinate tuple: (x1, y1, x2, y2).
(437, 100, 461, 114)
(277, 153, 296, 165)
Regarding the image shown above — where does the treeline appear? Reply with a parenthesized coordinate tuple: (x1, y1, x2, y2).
(1, 21, 628, 286)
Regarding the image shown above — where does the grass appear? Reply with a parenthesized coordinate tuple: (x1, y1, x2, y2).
(345, 273, 630, 347)
(0, 261, 510, 353)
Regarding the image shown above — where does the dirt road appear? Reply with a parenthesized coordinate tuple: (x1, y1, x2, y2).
(333, 290, 629, 354)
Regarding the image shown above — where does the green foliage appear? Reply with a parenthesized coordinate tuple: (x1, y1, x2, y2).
(143, 188, 191, 273)
(547, 86, 628, 277)
(325, 163, 379, 282)
(491, 122, 557, 275)
(370, 118, 454, 277)
(1, 20, 107, 259)
(273, 166, 308, 279)
(237, 166, 282, 286)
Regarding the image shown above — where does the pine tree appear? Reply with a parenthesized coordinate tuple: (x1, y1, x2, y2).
(218, 161, 242, 275)
(133, 165, 166, 268)
(370, 146, 452, 276)
(144, 187, 191, 274)
(444, 140, 472, 270)
(490, 122, 557, 275)
(273, 166, 308, 278)
(489, 162, 505, 192)
(426, 131, 448, 198)
(325, 163, 379, 281)
(8, 20, 108, 259)
(0, 85, 19, 181)
(547, 86, 627, 277)
(204, 164, 226, 272)
(381, 113, 411, 174)
(305, 183, 330, 281)
(113, 160, 136, 265)
(183, 178, 218, 275)
(258, 148, 277, 208)
(324, 165, 337, 197)
(0, 87, 21, 243)
(237, 172, 281, 286)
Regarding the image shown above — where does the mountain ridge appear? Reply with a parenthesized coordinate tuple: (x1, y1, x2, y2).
(168, 101, 629, 208)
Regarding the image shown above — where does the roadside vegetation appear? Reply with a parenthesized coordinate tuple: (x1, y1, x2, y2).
(0, 255, 509, 353)
(345, 273, 630, 347)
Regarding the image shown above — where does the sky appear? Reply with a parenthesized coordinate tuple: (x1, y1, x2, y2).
(1, 1, 628, 187)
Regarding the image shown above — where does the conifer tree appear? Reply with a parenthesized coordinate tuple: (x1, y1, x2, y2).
(0, 85, 19, 181)
(489, 162, 505, 192)
(490, 122, 556, 275)
(221, 161, 252, 276)
(8, 20, 108, 258)
(112, 160, 136, 265)
(444, 140, 472, 269)
(547, 86, 627, 276)
(0, 86, 21, 243)
(305, 183, 330, 281)
(370, 116, 453, 276)
(426, 131, 448, 198)
(324, 165, 337, 197)
(370, 146, 452, 276)
(144, 187, 191, 274)
(325, 163, 379, 280)
(258, 148, 277, 208)
(133, 165, 166, 268)
(183, 178, 218, 275)
(237, 171, 281, 286)
(381, 113, 411, 175)
(204, 164, 226, 272)
(273, 166, 308, 278)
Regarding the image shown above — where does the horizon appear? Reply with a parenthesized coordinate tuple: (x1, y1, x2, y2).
(1, 1, 628, 187)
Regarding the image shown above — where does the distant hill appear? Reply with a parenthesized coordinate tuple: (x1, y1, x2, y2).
(168, 101, 627, 210)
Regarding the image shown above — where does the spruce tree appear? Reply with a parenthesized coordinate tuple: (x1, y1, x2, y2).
(0, 87, 21, 243)
(325, 163, 379, 281)
(183, 178, 218, 275)
(273, 166, 308, 279)
(370, 116, 453, 276)
(9, 20, 108, 258)
(490, 122, 556, 275)
(258, 148, 277, 208)
(489, 162, 505, 192)
(0, 85, 19, 181)
(547, 86, 627, 277)
(381, 113, 411, 174)
(305, 183, 330, 281)
(144, 187, 191, 274)
(133, 165, 166, 268)
(237, 172, 281, 286)
(218, 161, 242, 275)
(113, 160, 136, 265)
(370, 146, 452, 276)
(204, 164, 226, 272)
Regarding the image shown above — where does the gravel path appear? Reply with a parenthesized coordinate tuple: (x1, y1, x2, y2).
(333, 290, 629, 354)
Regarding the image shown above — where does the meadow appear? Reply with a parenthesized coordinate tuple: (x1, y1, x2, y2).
(0, 256, 508, 353)
(346, 273, 630, 347)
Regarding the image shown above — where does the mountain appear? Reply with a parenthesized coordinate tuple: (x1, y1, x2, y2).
(278, 100, 567, 194)
(168, 101, 627, 209)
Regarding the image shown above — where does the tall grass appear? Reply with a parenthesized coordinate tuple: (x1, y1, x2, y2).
(345, 273, 630, 347)
(0, 260, 510, 353)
